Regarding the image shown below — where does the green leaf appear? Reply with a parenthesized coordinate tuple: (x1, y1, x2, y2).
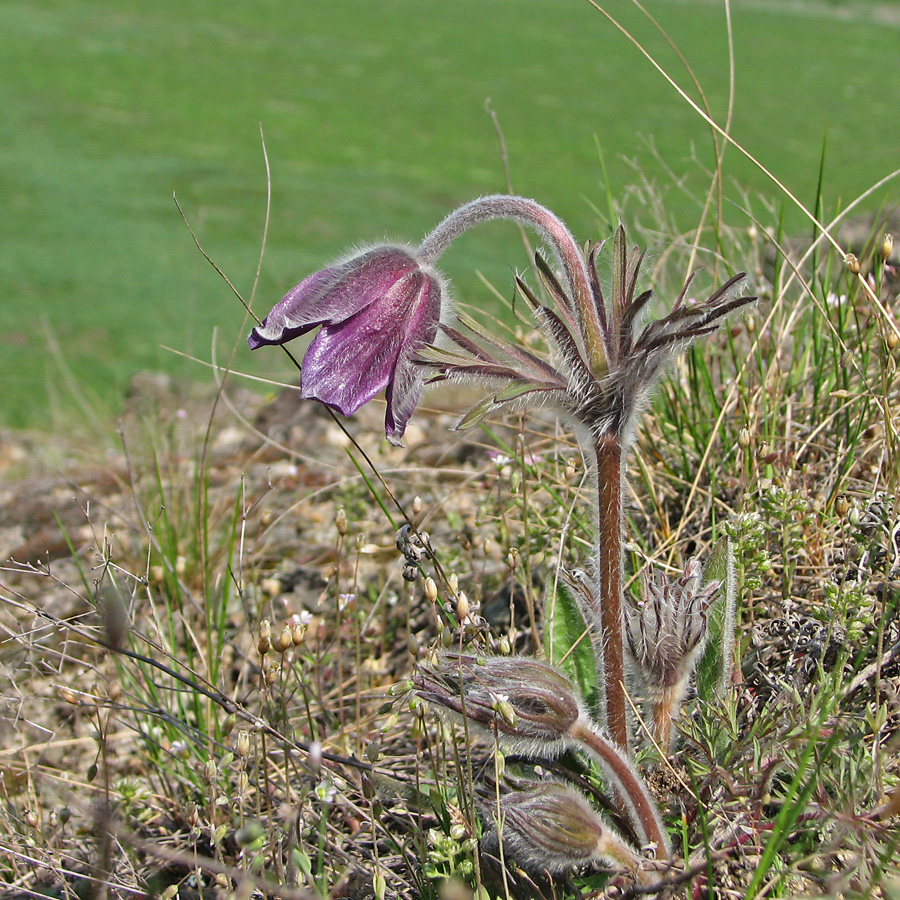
(695, 536, 737, 704)
(544, 577, 598, 712)
(456, 395, 500, 431)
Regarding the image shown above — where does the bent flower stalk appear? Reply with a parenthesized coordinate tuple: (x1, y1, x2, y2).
(250, 193, 754, 881)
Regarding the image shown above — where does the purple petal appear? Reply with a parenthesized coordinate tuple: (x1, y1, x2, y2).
(300, 268, 441, 439)
(384, 281, 442, 444)
(248, 246, 421, 349)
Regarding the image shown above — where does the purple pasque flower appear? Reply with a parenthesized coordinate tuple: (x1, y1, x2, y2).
(249, 246, 443, 445)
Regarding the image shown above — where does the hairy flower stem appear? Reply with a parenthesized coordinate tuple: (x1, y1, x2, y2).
(568, 718, 670, 861)
(652, 685, 682, 752)
(594, 434, 629, 754)
(416, 196, 590, 305)
(416, 195, 606, 369)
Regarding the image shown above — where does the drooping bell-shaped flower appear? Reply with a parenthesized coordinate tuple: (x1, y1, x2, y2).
(249, 245, 444, 445)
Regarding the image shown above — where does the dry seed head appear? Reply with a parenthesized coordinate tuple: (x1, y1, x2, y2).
(204, 757, 218, 783)
(275, 625, 293, 654)
(265, 664, 279, 686)
(507, 547, 519, 571)
(448, 573, 459, 595)
(424, 576, 438, 604)
(412, 495, 424, 517)
(58, 687, 79, 705)
(845, 253, 861, 274)
(882, 233, 894, 262)
(835, 495, 850, 518)
(456, 591, 470, 621)
(335, 507, 348, 536)
(237, 731, 251, 758)
(291, 622, 306, 645)
(738, 427, 751, 449)
(258, 619, 271, 656)
(887, 330, 900, 351)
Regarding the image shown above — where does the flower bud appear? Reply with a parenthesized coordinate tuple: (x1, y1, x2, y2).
(845, 253, 861, 274)
(491, 783, 641, 875)
(455, 591, 470, 621)
(413, 653, 581, 756)
(236, 731, 251, 759)
(738, 427, 751, 449)
(335, 507, 348, 536)
(882, 233, 894, 263)
(625, 560, 718, 749)
(834, 495, 850, 518)
(626, 560, 717, 696)
(308, 740, 322, 773)
(424, 576, 438, 604)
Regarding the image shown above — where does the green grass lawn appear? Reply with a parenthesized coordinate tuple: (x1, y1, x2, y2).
(1, 0, 897, 429)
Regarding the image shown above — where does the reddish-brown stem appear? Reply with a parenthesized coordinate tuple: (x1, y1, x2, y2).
(594, 434, 629, 753)
(568, 719, 670, 860)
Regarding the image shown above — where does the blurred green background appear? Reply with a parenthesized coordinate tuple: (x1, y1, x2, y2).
(2, 0, 897, 429)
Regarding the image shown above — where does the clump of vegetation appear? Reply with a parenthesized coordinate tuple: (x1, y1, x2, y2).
(2, 3, 899, 899)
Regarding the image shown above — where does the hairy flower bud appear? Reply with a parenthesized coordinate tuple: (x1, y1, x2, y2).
(626, 560, 718, 748)
(413, 653, 581, 756)
(489, 783, 641, 876)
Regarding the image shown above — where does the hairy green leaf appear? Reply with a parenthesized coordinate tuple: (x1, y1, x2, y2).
(695, 536, 737, 704)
